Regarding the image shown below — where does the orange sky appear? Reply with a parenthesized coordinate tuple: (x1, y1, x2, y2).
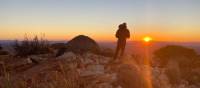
(0, 0, 200, 42)
(0, 24, 199, 42)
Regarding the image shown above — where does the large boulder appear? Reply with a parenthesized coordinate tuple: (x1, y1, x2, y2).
(153, 45, 200, 86)
(165, 59, 181, 85)
(65, 35, 100, 54)
(153, 45, 198, 67)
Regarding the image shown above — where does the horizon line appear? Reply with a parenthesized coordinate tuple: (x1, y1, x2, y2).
(0, 39, 200, 44)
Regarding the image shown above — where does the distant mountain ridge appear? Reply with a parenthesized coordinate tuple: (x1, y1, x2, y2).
(99, 41, 200, 54)
(0, 40, 15, 45)
(0, 40, 200, 54)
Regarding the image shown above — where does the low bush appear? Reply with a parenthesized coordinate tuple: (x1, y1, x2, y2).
(13, 35, 51, 57)
(0, 44, 2, 50)
(0, 51, 8, 55)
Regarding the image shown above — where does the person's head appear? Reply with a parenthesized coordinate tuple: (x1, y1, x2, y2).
(122, 22, 126, 26)
(118, 24, 123, 29)
(122, 22, 127, 28)
(118, 22, 127, 29)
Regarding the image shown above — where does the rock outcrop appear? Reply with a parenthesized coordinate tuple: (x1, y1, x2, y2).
(153, 45, 200, 87)
(65, 35, 100, 54)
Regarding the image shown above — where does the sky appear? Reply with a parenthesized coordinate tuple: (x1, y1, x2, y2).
(0, 0, 200, 42)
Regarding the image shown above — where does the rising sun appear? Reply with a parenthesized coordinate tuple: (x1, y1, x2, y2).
(143, 36, 152, 42)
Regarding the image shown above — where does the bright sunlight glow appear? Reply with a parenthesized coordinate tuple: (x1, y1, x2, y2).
(143, 36, 152, 42)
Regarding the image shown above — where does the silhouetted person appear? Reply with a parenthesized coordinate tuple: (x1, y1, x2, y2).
(113, 23, 130, 60)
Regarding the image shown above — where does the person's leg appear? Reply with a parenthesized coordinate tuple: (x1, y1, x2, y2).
(114, 41, 120, 60)
(120, 40, 126, 56)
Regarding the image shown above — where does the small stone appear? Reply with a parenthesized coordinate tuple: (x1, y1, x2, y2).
(80, 64, 105, 76)
(98, 83, 113, 88)
(56, 52, 76, 61)
(27, 58, 32, 64)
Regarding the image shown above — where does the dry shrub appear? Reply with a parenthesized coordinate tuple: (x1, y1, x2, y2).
(13, 35, 51, 57)
(0, 44, 9, 55)
(0, 62, 86, 88)
(0, 50, 9, 55)
(0, 44, 2, 50)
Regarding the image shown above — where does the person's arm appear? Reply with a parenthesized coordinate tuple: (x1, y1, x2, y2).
(127, 29, 130, 38)
(115, 29, 119, 38)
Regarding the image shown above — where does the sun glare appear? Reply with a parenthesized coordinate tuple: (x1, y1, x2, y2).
(143, 36, 152, 42)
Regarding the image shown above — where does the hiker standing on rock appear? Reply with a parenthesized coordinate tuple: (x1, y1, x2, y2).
(113, 23, 130, 60)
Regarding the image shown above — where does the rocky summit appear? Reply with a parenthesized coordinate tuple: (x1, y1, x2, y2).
(1, 51, 199, 88)
(0, 37, 200, 88)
